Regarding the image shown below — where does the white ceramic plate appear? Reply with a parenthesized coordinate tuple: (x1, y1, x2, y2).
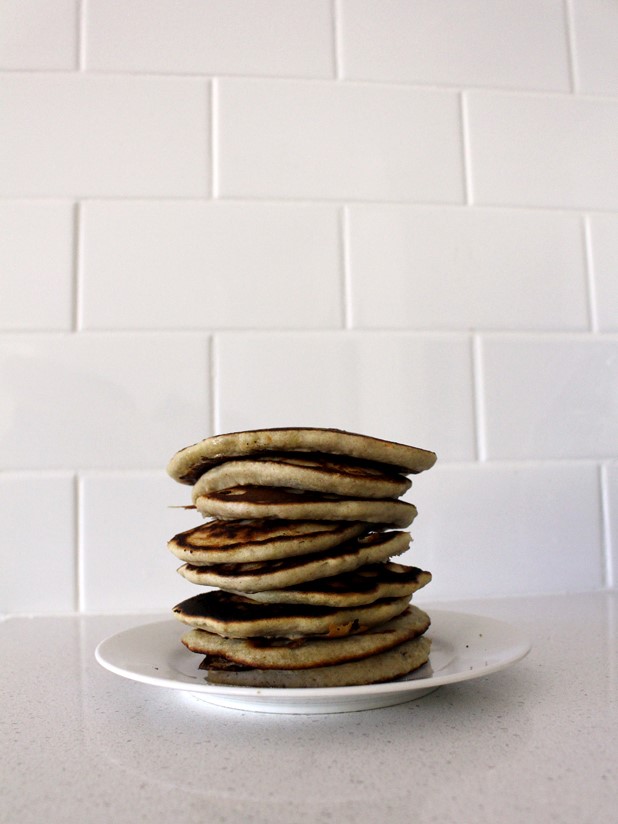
(95, 610, 531, 714)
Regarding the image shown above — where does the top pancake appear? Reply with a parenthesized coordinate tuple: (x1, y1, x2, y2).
(167, 427, 437, 485)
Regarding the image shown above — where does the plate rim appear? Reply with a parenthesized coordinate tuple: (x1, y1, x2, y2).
(94, 609, 532, 701)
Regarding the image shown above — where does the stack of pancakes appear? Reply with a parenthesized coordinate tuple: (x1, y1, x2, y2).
(166, 427, 437, 688)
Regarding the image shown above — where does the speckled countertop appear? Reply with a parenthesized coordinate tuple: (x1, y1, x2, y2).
(2, 590, 617, 824)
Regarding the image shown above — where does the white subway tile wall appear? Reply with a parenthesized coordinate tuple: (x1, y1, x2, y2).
(79, 473, 201, 612)
(0, 75, 210, 197)
(0, 474, 76, 612)
(84, 0, 335, 77)
(1, 1, 616, 613)
(80, 201, 343, 329)
(217, 79, 464, 201)
(0, 0, 78, 70)
(480, 335, 618, 460)
(338, 0, 571, 91)
(347, 206, 589, 330)
(0, 334, 212, 471)
(409, 462, 605, 601)
(0, 202, 75, 330)
(216, 332, 476, 461)
(465, 92, 618, 210)
(569, 0, 618, 95)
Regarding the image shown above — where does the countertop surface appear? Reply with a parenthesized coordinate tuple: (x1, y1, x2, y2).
(2, 590, 617, 824)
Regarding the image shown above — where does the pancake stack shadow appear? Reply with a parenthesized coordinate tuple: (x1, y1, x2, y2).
(166, 428, 437, 688)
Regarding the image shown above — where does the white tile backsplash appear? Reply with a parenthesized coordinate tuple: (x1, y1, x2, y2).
(0, 334, 211, 470)
(480, 335, 618, 460)
(216, 333, 475, 462)
(0, 202, 74, 330)
(0, 75, 209, 197)
(0, 0, 77, 70)
(81, 201, 342, 330)
(339, 0, 571, 92)
(80, 473, 200, 612)
(84, 0, 334, 78)
(409, 462, 604, 601)
(570, 0, 618, 95)
(466, 92, 618, 209)
(217, 79, 464, 201)
(0, 474, 75, 613)
(1, 1, 615, 613)
(347, 206, 589, 331)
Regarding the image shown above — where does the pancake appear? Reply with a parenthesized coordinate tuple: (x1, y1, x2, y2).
(167, 427, 437, 485)
(236, 562, 432, 606)
(203, 635, 432, 688)
(177, 531, 411, 593)
(194, 486, 417, 528)
(168, 519, 369, 565)
(191, 456, 411, 501)
(173, 590, 411, 638)
(182, 605, 430, 669)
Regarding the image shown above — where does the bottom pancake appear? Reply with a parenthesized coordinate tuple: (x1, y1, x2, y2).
(202, 635, 432, 688)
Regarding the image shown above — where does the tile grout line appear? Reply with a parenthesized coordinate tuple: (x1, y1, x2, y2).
(209, 334, 219, 434)
(471, 333, 487, 462)
(2, 328, 617, 340)
(77, 0, 86, 71)
(3, 61, 618, 103)
(563, 0, 579, 94)
(600, 463, 614, 588)
(340, 206, 352, 329)
(210, 78, 219, 198)
(459, 92, 473, 205)
(582, 214, 599, 333)
(332, 0, 343, 80)
(71, 202, 82, 331)
(13, 66, 614, 102)
(3, 194, 618, 214)
(74, 473, 84, 612)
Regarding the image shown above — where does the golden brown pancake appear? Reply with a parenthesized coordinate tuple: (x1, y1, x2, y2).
(235, 562, 432, 606)
(194, 486, 417, 528)
(203, 635, 432, 688)
(182, 605, 430, 669)
(176, 531, 411, 593)
(167, 427, 437, 485)
(168, 519, 370, 565)
(173, 589, 411, 639)
(191, 456, 411, 501)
